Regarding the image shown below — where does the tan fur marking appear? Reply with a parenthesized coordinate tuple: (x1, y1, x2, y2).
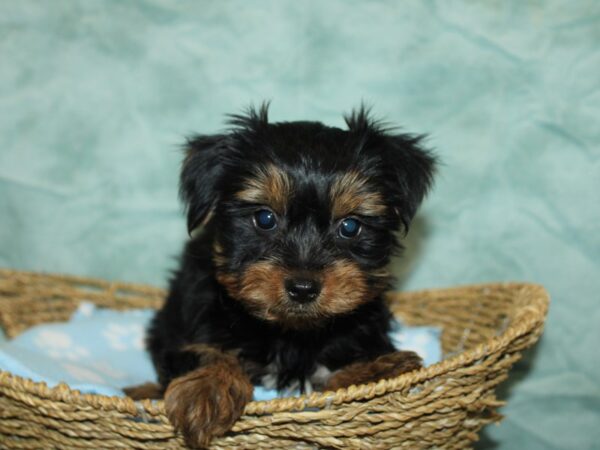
(330, 171, 386, 218)
(238, 261, 288, 320)
(164, 352, 253, 448)
(217, 261, 288, 322)
(319, 260, 370, 315)
(236, 164, 292, 214)
(324, 351, 423, 391)
(215, 271, 238, 296)
(212, 241, 227, 269)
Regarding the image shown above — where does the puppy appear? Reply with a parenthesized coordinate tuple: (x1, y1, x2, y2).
(129, 104, 436, 448)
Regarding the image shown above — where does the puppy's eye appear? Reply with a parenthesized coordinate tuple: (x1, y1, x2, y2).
(338, 218, 361, 239)
(254, 209, 277, 231)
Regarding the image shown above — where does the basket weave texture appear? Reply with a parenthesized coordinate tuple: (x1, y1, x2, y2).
(0, 268, 548, 449)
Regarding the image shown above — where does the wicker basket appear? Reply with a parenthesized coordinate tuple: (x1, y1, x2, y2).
(0, 268, 548, 449)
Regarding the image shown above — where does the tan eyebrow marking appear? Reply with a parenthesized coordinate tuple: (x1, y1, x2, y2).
(330, 171, 387, 218)
(235, 164, 292, 214)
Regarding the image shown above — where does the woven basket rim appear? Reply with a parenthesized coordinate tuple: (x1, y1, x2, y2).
(0, 279, 549, 418)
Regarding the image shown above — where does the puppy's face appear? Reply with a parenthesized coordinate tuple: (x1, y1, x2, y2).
(181, 106, 435, 328)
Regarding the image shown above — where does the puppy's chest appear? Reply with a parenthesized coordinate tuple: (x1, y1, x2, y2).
(259, 361, 331, 395)
(239, 339, 332, 394)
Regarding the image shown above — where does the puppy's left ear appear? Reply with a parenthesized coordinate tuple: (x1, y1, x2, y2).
(180, 134, 229, 234)
(383, 134, 437, 231)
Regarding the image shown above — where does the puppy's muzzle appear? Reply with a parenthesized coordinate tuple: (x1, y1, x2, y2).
(285, 277, 321, 304)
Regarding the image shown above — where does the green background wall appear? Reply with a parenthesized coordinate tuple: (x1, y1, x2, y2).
(1, 1, 599, 448)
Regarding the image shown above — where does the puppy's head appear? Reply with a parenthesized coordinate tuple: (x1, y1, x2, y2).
(181, 104, 435, 329)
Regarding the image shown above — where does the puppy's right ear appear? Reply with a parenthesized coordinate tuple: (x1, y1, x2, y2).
(180, 134, 228, 235)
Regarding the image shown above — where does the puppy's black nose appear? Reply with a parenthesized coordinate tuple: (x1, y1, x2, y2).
(285, 278, 321, 304)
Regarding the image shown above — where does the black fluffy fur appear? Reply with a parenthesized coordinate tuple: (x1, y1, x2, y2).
(147, 104, 436, 392)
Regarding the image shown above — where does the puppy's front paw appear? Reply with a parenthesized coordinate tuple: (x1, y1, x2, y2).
(325, 350, 423, 391)
(123, 382, 164, 400)
(164, 361, 253, 448)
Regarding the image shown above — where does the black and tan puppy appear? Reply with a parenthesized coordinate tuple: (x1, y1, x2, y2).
(127, 105, 436, 447)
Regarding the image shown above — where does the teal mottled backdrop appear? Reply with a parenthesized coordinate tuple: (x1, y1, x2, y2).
(1, 1, 599, 448)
